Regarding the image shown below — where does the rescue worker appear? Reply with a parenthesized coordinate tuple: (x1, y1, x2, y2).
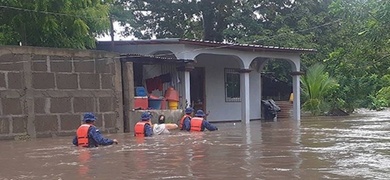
(179, 107, 193, 131)
(72, 112, 118, 147)
(153, 115, 179, 135)
(134, 112, 153, 137)
(190, 110, 218, 131)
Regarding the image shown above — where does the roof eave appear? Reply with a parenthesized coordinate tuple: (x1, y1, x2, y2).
(119, 53, 195, 64)
(97, 38, 317, 53)
(178, 39, 317, 53)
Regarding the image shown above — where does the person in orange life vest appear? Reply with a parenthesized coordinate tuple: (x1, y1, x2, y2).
(191, 110, 218, 131)
(179, 107, 193, 131)
(72, 112, 118, 147)
(153, 115, 179, 135)
(134, 112, 153, 137)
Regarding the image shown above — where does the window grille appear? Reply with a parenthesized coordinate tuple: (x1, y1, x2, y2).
(225, 68, 241, 102)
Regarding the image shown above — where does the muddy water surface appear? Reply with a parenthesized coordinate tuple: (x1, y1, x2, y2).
(1, 110, 390, 179)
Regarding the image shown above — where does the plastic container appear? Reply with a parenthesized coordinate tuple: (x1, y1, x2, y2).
(161, 98, 167, 110)
(134, 96, 148, 110)
(148, 99, 162, 109)
(164, 87, 179, 101)
(135, 87, 147, 96)
(168, 101, 178, 110)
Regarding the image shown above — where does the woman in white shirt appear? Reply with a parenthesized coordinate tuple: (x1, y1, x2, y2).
(153, 115, 178, 135)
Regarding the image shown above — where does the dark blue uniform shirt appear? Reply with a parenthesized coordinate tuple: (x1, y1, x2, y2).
(201, 120, 218, 131)
(144, 123, 153, 137)
(182, 117, 191, 131)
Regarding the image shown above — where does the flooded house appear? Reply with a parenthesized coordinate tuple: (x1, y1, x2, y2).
(97, 38, 315, 129)
(0, 39, 314, 139)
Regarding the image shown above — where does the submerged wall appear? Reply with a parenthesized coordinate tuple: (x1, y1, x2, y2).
(0, 46, 124, 140)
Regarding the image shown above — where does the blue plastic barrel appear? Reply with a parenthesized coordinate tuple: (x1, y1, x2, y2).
(148, 99, 162, 109)
(135, 87, 147, 96)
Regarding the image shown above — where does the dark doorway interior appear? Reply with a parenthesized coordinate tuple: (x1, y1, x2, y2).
(262, 73, 292, 101)
(190, 67, 205, 112)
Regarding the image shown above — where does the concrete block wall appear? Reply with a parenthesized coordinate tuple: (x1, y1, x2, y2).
(0, 46, 123, 139)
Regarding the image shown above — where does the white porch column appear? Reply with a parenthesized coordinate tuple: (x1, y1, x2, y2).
(184, 70, 191, 108)
(291, 72, 303, 121)
(177, 63, 194, 108)
(240, 69, 251, 124)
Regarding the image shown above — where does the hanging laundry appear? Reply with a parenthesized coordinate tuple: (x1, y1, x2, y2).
(146, 75, 164, 93)
(156, 76, 163, 91)
(145, 78, 154, 93)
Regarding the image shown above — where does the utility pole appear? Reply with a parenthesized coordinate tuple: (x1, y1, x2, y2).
(109, 14, 115, 51)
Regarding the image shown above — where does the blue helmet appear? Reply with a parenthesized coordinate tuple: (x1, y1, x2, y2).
(83, 112, 97, 122)
(195, 110, 205, 117)
(141, 112, 151, 121)
(185, 107, 193, 114)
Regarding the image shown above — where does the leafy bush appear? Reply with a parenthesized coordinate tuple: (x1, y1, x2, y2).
(301, 63, 339, 115)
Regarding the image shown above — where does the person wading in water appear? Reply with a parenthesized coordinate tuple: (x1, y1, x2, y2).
(73, 112, 118, 147)
(134, 112, 154, 137)
(153, 115, 178, 135)
(190, 110, 218, 131)
(179, 107, 193, 131)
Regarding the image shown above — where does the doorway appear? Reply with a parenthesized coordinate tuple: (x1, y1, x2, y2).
(190, 67, 206, 112)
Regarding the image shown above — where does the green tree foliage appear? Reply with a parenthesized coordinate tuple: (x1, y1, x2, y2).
(371, 75, 390, 110)
(109, 0, 136, 38)
(115, 0, 298, 42)
(116, 0, 200, 39)
(326, 0, 390, 111)
(301, 63, 338, 115)
(0, 0, 111, 49)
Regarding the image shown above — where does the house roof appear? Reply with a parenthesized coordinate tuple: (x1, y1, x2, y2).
(98, 38, 317, 53)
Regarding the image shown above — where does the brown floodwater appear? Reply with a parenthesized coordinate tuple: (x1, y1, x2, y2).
(1, 109, 390, 180)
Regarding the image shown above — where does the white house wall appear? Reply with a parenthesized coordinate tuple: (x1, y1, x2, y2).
(195, 54, 261, 121)
(249, 70, 262, 120)
(197, 55, 239, 121)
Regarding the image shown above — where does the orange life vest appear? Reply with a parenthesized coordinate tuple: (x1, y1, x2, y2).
(190, 117, 203, 132)
(76, 124, 92, 147)
(134, 121, 150, 137)
(179, 115, 192, 130)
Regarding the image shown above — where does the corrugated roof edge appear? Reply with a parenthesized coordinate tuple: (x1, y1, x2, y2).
(98, 38, 317, 53)
(178, 38, 317, 53)
(120, 53, 195, 62)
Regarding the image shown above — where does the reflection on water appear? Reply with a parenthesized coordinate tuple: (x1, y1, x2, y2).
(1, 109, 390, 179)
(78, 149, 92, 178)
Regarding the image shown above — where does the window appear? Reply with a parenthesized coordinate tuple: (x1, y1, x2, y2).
(225, 68, 241, 102)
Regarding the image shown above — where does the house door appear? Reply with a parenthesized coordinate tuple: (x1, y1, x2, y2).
(190, 67, 206, 112)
